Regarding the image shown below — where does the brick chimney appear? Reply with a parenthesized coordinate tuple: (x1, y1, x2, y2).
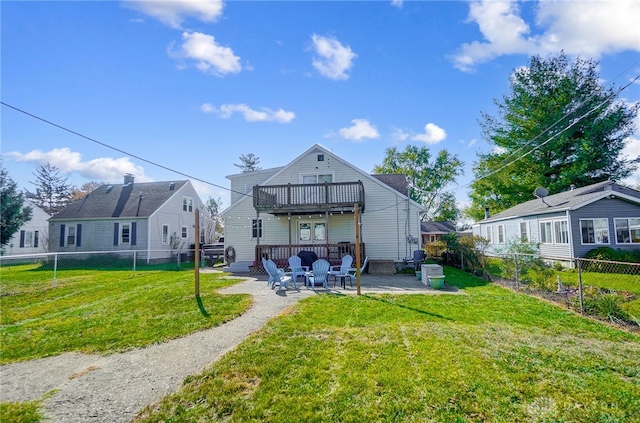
(484, 206, 490, 219)
(124, 174, 135, 185)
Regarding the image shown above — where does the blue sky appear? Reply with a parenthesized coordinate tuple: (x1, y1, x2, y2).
(2, 0, 639, 215)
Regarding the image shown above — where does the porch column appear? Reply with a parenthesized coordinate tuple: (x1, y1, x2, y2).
(288, 212, 292, 258)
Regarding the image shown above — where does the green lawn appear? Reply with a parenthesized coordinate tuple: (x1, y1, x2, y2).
(0, 264, 252, 364)
(135, 268, 640, 422)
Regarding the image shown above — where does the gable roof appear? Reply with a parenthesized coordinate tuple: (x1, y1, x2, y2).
(421, 221, 457, 234)
(481, 181, 640, 223)
(372, 174, 409, 196)
(223, 144, 423, 214)
(51, 180, 190, 220)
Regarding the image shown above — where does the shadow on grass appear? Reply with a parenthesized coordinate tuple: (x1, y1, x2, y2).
(196, 296, 210, 317)
(443, 267, 490, 290)
(364, 295, 453, 321)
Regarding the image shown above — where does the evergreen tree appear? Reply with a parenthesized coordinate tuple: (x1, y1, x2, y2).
(1, 165, 33, 247)
(31, 163, 73, 215)
(373, 145, 463, 220)
(467, 52, 639, 221)
(234, 153, 261, 173)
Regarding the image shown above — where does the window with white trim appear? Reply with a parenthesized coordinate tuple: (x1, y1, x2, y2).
(485, 226, 492, 243)
(162, 224, 169, 244)
(580, 218, 609, 244)
(252, 219, 262, 239)
(554, 220, 569, 244)
(540, 222, 552, 244)
(614, 218, 640, 244)
(121, 223, 131, 244)
(24, 231, 34, 248)
(67, 226, 76, 246)
(497, 225, 505, 244)
(519, 222, 529, 242)
(181, 226, 188, 239)
(299, 221, 326, 242)
(182, 196, 194, 212)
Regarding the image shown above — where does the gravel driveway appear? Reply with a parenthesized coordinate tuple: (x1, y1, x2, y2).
(0, 275, 315, 423)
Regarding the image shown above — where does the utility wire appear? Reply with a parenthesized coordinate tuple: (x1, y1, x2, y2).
(449, 72, 640, 196)
(475, 59, 640, 174)
(0, 101, 252, 199)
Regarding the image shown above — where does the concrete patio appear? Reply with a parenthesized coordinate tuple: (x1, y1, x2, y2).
(228, 271, 463, 295)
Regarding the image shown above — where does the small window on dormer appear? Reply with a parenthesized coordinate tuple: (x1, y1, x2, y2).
(317, 154, 324, 161)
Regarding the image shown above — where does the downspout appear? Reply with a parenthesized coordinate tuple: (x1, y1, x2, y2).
(396, 194, 401, 260)
(147, 219, 151, 264)
(566, 210, 574, 259)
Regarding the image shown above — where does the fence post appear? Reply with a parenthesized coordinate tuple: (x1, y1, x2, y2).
(577, 259, 584, 315)
(514, 253, 519, 290)
(460, 249, 464, 272)
(133, 250, 136, 273)
(53, 253, 58, 287)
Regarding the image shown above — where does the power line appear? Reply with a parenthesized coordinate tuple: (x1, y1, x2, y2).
(451, 72, 640, 195)
(0, 101, 252, 199)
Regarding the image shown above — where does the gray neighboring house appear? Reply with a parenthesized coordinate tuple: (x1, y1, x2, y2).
(3, 199, 51, 256)
(49, 175, 203, 261)
(421, 221, 457, 245)
(473, 181, 640, 259)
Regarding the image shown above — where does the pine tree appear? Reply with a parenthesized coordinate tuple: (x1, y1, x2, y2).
(1, 165, 33, 247)
(234, 153, 261, 173)
(31, 163, 73, 215)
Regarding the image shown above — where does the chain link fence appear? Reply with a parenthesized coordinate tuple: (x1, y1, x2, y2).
(0, 249, 209, 286)
(425, 244, 640, 330)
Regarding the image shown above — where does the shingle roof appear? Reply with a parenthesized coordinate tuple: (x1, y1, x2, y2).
(371, 174, 409, 196)
(421, 221, 457, 234)
(482, 181, 640, 223)
(51, 180, 189, 220)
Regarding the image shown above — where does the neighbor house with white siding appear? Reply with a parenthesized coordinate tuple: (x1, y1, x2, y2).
(222, 144, 425, 272)
(472, 181, 640, 259)
(49, 175, 203, 261)
(3, 199, 50, 256)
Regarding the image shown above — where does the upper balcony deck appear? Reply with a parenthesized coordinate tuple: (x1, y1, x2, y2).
(253, 181, 365, 215)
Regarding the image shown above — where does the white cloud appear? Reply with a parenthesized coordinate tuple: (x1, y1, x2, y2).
(6, 148, 152, 183)
(338, 119, 380, 141)
(452, 0, 640, 72)
(391, 0, 403, 9)
(310, 34, 357, 80)
(468, 139, 477, 147)
(124, 0, 224, 29)
(201, 103, 295, 122)
(412, 123, 447, 145)
(390, 126, 410, 143)
(169, 31, 241, 77)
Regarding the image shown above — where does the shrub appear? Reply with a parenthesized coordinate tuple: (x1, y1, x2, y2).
(585, 246, 640, 263)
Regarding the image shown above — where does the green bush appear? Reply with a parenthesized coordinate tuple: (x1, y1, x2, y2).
(585, 246, 640, 263)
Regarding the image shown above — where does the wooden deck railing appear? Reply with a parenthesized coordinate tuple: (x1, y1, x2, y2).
(255, 243, 366, 268)
(253, 182, 365, 214)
